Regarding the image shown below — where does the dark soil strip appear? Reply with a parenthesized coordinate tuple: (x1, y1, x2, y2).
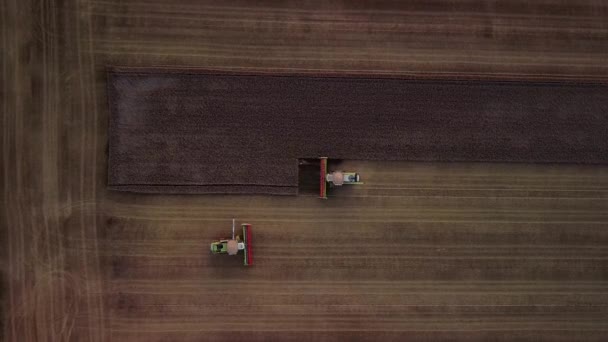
(107, 68, 608, 195)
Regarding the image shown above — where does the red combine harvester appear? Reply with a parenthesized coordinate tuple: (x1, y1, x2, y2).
(210, 219, 253, 266)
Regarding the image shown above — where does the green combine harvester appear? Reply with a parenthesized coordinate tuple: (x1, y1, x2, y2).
(210, 219, 253, 266)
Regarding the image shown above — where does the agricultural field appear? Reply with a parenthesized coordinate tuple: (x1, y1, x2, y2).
(2, 0, 608, 341)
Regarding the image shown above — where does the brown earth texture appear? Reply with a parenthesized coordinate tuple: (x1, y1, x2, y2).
(2, 0, 608, 341)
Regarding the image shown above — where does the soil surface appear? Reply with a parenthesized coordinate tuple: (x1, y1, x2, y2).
(2, 0, 608, 341)
(108, 68, 608, 194)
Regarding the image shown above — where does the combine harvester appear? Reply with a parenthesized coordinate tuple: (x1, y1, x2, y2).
(319, 157, 363, 199)
(210, 219, 253, 266)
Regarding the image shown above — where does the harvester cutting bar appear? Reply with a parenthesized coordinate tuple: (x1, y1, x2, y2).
(243, 224, 253, 266)
(320, 157, 328, 199)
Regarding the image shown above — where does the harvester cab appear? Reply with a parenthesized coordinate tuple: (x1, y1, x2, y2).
(210, 219, 253, 266)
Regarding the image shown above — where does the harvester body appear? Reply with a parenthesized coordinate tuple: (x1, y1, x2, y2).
(319, 157, 363, 199)
(210, 222, 253, 266)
